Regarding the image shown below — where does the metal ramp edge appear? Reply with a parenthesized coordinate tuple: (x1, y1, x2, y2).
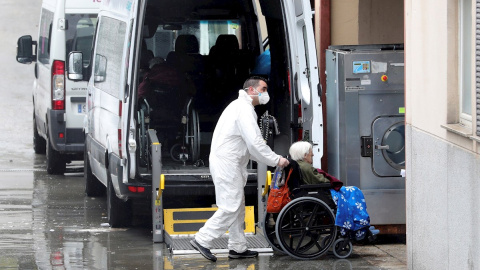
(165, 232, 273, 255)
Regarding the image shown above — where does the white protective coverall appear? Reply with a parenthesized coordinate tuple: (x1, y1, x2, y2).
(195, 90, 280, 252)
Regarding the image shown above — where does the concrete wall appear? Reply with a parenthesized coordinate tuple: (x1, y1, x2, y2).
(405, 0, 480, 268)
(331, 0, 404, 45)
(406, 126, 480, 269)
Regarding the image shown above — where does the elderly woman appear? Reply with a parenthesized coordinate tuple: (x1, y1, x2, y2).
(289, 141, 376, 241)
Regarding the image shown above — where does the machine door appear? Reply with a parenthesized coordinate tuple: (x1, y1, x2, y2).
(283, 0, 323, 168)
(372, 115, 405, 177)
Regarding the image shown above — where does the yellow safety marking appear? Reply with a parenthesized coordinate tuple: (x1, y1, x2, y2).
(156, 174, 165, 202)
(152, 142, 160, 145)
(155, 175, 165, 205)
(164, 257, 174, 270)
(399, 107, 405, 114)
(163, 206, 255, 235)
(261, 171, 272, 197)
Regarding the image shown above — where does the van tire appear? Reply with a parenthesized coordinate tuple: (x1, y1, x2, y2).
(107, 174, 132, 227)
(33, 113, 46, 154)
(84, 144, 106, 197)
(46, 135, 66, 175)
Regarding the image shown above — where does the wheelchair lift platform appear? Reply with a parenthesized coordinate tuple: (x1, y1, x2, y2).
(162, 206, 273, 255)
(150, 133, 273, 254)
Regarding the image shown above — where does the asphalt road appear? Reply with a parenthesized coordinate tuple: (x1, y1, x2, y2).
(0, 0, 407, 269)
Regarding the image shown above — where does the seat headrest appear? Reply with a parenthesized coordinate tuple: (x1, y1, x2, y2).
(175, 35, 199, 54)
(215, 34, 239, 51)
(140, 49, 154, 69)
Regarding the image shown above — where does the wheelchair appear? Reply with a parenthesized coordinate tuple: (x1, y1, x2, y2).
(137, 94, 200, 168)
(262, 160, 375, 260)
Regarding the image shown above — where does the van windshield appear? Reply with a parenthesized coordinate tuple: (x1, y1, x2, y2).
(65, 14, 97, 67)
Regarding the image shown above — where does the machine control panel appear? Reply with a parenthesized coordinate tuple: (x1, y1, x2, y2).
(361, 136, 373, 157)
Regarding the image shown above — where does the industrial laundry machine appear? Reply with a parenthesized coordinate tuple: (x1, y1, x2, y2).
(325, 45, 405, 225)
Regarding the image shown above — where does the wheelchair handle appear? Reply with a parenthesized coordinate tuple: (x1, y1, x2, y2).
(262, 170, 272, 197)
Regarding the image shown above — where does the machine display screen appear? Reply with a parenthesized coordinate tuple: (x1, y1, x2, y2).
(352, 60, 371, 74)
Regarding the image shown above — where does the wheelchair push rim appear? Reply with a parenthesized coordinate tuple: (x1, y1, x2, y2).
(275, 197, 337, 260)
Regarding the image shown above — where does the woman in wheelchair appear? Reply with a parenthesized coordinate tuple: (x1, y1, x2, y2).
(288, 141, 378, 242)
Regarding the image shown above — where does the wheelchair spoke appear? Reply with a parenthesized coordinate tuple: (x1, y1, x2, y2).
(293, 231, 307, 252)
(276, 197, 337, 260)
(306, 204, 320, 226)
(310, 224, 335, 231)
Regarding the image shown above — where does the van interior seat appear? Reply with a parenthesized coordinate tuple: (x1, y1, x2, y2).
(139, 40, 154, 82)
(137, 60, 196, 150)
(168, 35, 209, 114)
(206, 34, 245, 109)
(167, 34, 204, 74)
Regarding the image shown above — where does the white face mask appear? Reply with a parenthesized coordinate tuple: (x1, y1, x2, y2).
(248, 87, 270, 105)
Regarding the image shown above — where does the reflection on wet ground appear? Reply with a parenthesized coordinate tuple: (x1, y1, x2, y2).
(0, 158, 406, 269)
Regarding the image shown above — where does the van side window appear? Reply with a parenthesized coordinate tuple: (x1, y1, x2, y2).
(94, 16, 127, 98)
(38, 8, 54, 65)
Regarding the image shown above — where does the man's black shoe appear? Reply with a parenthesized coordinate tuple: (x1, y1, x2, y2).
(190, 240, 217, 262)
(228, 249, 258, 259)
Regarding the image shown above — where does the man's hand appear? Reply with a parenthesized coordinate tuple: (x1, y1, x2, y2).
(277, 157, 289, 167)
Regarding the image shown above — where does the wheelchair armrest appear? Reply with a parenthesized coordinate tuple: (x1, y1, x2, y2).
(290, 183, 331, 197)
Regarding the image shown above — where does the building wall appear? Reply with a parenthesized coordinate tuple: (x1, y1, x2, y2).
(405, 0, 480, 268)
(331, 0, 359, 45)
(406, 126, 479, 269)
(331, 0, 404, 45)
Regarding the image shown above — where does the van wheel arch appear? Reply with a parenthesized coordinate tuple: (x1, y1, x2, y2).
(106, 169, 132, 227)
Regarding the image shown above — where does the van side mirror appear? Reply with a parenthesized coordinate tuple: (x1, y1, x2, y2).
(68, 52, 83, 80)
(16, 35, 37, 64)
(94, 54, 107, 82)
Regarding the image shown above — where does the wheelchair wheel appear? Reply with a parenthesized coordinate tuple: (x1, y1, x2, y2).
(333, 238, 353, 259)
(275, 197, 336, 260)
(188, 108, 200, 161)
(262, 212, 285, 254)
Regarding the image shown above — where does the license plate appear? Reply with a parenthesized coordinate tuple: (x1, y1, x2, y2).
(77, 103, 86, 114)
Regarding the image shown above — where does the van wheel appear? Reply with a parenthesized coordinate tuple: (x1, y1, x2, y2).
(84, 145, 106, 196)
(107, 175, 132, 227)
(46, 135, 66, 175)
(33, 113, 46, 154)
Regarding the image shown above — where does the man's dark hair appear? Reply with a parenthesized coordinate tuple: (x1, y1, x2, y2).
(243, 76, 267, 90)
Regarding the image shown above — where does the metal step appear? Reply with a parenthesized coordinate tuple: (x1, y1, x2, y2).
(165, 232, 273, 255)
(162, 206, 272, 255)
(163, 206, 256, 235)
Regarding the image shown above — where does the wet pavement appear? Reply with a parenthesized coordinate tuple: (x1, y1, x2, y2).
(0, 162, 407, 269)
(0, 159, 407, 269)
(0, 0, 407, 269)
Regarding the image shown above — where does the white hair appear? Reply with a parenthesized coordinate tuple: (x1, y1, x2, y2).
(289, 141, 312, 161)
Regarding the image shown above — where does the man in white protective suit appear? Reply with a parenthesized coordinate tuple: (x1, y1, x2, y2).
(190, 76, 290, 261)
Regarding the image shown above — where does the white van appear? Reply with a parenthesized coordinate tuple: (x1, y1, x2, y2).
(78, 0, 322, 227)
(16, 0, 100, 174)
